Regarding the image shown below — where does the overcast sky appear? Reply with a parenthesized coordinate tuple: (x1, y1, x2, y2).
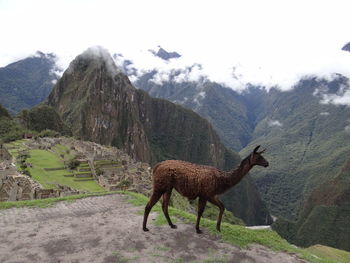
(1, 0, 350, 90)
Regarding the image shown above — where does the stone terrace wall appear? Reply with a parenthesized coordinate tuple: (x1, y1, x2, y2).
(0, 173, 41, 201)
(0, 145, 11, 161)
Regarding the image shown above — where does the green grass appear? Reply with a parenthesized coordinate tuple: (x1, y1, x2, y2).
(4, 140, 28, 156)
(74, 171, 92, 175)
(78, 162, 90, 167)
(94, 160, 120, 165)
(51, 144, 75, 159)
(27, 149, 104, 192)
(306, 245, 350, 263)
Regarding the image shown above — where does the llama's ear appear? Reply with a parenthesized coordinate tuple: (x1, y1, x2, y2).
(253, 145, 260, 153)
(258, 148, 266, 154)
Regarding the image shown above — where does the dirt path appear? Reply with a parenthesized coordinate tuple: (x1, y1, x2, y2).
(0, 194, 306, 263)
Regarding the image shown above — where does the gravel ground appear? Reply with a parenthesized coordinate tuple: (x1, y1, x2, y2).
(0, 194, 307, 263)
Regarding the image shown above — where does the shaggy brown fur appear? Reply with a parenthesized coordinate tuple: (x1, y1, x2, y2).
(143, 145, 269, 233)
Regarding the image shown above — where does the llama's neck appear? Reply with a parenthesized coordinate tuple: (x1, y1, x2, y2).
(223, 156, 253, 189)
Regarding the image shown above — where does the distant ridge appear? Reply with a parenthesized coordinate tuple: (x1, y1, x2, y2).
(0, 52, 59, 114)
(150, 46, 181, 60)
(342, 42, 350, 52)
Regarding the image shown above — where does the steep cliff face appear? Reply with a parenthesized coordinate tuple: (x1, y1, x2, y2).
(48, 47, 238, 168)
(48, 48, 150, 162)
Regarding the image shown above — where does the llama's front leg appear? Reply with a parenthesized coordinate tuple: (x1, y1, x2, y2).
(143, 192, 162, 231)
(196, 197, 207, 234)
(208, 196, 225, 232)
(162, 190, 177, 229)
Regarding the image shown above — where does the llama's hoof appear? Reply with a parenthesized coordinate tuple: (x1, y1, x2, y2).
(143, 227, 149, 232)
(196, 229, 203, 234)
(170, 224, 177, 229)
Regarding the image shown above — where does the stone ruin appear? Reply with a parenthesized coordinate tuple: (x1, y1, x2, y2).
(0, 145, 11, 161)
(61, 137, 153, 196)
(0, 137, 153, 202)
(97, 161, 152, 196)
(0, 161, 83, 202)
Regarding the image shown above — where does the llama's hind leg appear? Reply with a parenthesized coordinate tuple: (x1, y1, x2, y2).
(208, 196, 225, 232)
(143, 191, 163, 231)
(195, 197, 207, 234)
(162, 190, 177, 229)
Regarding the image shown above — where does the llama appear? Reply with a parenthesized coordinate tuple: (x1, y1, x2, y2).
(143, 145, 269, 233)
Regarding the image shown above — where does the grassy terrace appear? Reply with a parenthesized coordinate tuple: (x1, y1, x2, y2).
(1, 191, 349, 263)
(51, 143, 75, 160)
(4, 140, 104, 192)
(27, 149, 104, 192)
(4, 140, 28, 156)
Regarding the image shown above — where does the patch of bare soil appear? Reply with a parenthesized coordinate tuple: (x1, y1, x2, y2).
(0, 194, 306, 263)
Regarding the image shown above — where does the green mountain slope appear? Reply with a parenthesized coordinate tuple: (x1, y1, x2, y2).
(0, 104, 25, 142)
(18, 104, 71, 135)
(241, 77, 350, 220)
(273, 157, 350, 251)
(0, 52, 58, 114)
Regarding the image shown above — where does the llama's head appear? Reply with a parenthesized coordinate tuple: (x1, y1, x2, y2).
(249, 145, 269, 167)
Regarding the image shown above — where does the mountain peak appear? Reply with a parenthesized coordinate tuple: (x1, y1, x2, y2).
(69, 46, 120, 76)
(341, 42, 350, 52)
(33, 51, 56, 60)
(150, 46, 181, 60)
(80, 46, 113, 60)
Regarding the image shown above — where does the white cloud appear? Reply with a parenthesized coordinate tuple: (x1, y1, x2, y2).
(320, 91, 350, 106)
(49, 68, 63, 78)
(193, 91, 206, 107)
(268, 119, 283, 127)
(1, 0, 350, 92)
(315, 80, 350, 106)
(320, 112, 330, 116)
(345, 125, 350, 133)
(149, 70, 171, 85)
